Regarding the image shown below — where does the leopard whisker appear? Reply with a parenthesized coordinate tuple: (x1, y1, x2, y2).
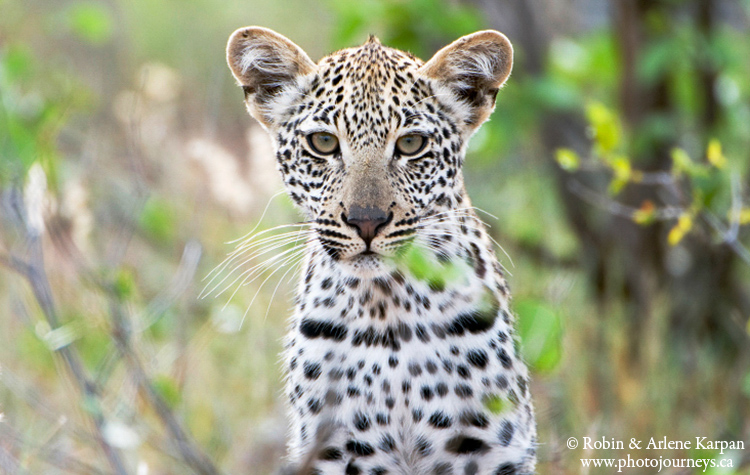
(221, 224, 311, 256)
(201, 230, 314, 298)
(261, 252, 306, 323)
(211, 242, 310, 300)
(225, 246, 308, 311)
(204, 226, 312, 284)
(225, 189, 291, 244)
(239, 247, 309, 326)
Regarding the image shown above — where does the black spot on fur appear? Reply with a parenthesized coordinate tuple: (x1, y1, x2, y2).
(300, 318, 348, 341)
(303, 361, 322, 380)
(379, 434, 396, 452)
(415, 324, 430, 342)
(496, 348, 513, 369)
(457, 365, 471, 379)
(433, 462, 452, 475)
(376, 413, 390, 425)
(455, 384, 473, 398)
(467, 349, 489, 369)
(354, 412, 371, 431)
(446, 435, 489, 454)
(444, 310, 495, 336)
(346, 461, 361, 475)
(459, 411, 489, 428)
(499, 420, 515, 446)
(346, 440, 375, 457)
(307, 398, 322, 414)
(416, 436, 433, 456)
(494, 463, 519, 475)
(428, 411, 452, 428)
(319, 447, 343, 460)
(425, 360, 438, 374)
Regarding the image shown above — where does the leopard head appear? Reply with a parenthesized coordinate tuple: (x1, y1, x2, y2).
(227, 27, 512, 274)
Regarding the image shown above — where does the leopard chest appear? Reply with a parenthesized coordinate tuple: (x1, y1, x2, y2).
(283, 261, 527, 462)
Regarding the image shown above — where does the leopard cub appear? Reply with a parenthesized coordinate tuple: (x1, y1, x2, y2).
(226, 26, 536, 474)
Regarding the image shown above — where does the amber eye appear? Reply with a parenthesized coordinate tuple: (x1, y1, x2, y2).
(307, 132, 339, 155)
(395, 134, 427, 156)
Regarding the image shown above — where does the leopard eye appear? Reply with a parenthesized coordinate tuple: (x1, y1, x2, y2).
(395, 134, 427, 156)
(307, 132, 339, 155)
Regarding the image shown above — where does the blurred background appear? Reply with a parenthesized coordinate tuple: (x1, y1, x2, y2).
(1, 0, 749, 473)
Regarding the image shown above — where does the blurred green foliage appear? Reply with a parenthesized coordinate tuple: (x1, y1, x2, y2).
(515, 299, 563, 374)
(1, 45, 72, 187)
(152, 374, 182, 409)
(327, 0, 482, 56)
(139, 198, 178, 244)
(66, 2, 114, 45)
(392, 241, 465, 291)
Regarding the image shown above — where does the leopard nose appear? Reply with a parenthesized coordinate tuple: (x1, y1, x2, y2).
(343, 205, 393, 247)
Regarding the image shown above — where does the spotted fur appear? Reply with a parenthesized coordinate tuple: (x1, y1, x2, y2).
(227, 27, 536, 474)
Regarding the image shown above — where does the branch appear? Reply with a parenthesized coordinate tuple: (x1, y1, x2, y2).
(567, 180, 683, 220)
(567, 178, 750, 266)
(107, 297, 220, 475)
(17, 211, 218, 474)
(0, 444, 26, 475)
(0, 241, 129, 475)
(100, 241, 219, 475)
(1, 422, 107, 475)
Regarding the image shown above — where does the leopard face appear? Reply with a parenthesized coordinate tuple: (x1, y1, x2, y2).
(227, 28, 512, 277)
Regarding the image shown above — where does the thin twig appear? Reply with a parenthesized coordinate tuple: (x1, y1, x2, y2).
(567, 180, 683, 220)
(1, 420, 108, 475)
(568, 177, 750, 265)
(0, 239, 129, 475)
(0, 443, 26, 475)
(103, 244, 220, 475)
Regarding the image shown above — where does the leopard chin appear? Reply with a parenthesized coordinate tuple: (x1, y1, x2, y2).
(339, 252, 392, 275)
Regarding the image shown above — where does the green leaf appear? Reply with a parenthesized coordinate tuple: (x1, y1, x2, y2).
(139, 198, 176, 243)
(555, 148, 580, 171)
(632, 200, 656, 226)
(79, 327, 111, 372)
(586, 102, 622, 155)
(1, 44, 34, 82)
(113, 268, 136, 300)
(671, 147, 708, 178)
(515, 299, 563, 373)
(152, 375, 182, 409)
(18, 327, 55, 371)
(706, 139, 727, 169)
(391, 242, 466, 290)
(67, 2, 114, 45)
(667, 213, 693, 246)
(637, 37, 676, 84)
(483, 394, 512, 415)
(607, 155, 632, 195)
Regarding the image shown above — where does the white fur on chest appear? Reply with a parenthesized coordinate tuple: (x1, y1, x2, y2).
(283, 249, 535, 473)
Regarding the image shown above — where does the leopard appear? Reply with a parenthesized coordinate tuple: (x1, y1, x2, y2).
(225, 26, 536, 475)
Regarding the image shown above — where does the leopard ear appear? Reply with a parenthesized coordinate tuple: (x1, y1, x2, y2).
(227, 26, 317, 127)
(419, 30, 513, 128)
